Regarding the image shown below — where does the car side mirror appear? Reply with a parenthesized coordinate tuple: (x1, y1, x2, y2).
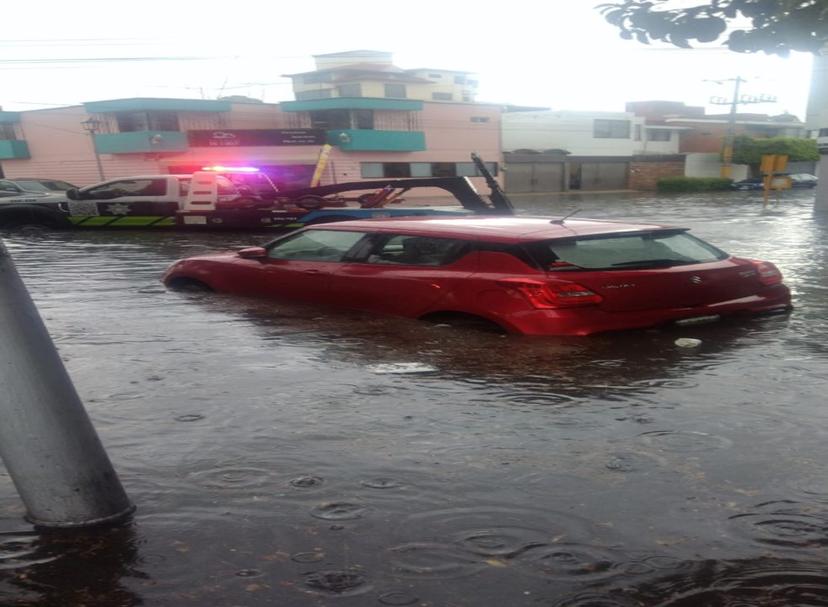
(238, 247, 267, 259)
(65, 188, 80, 200)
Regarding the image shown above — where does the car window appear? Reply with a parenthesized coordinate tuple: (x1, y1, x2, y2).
(215, 176, 238, 196)
(83, 178, 168, 200)
(367, 234, 472, 266)
(268, 229, 367, 262)
(12, 180, 50, 192)
(0, 180, 22, 194)
(529, 231, 727, 270)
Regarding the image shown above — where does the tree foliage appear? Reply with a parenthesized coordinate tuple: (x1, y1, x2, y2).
(598, 0, 828, 55)
(732, 135, 821, 164)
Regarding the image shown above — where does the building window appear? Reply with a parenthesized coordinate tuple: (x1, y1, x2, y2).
(383, 163, 411, 178)
(462, 94, 472, 102)
(466, 79, 478, 87)
(470, 116, 489, 123)
(407, 163, 429, 177)
(361, 162, 496, 179)
(432, 92, 453, 101)
(384, 83, 407, 99)
(116, 111, 180, 132)
(0, 123, 16, 140)
(428, 73, 442, 79)
(337, 83, 362, 97)
(634, 125, 642, 141)
(646, 129, 671, 141)
(361, 163, 383, 178)
(457, 162, 498, 176)
(454, 75, 466, 84)
(310, 109, 374, 130)
(431, 163, 457, 177)
(819, 128, 828, 136)
(353, 109, 374, 129)
(593, 119, 631, 139)
(309, 109, 351, 130)
(296, 89, 333, 100)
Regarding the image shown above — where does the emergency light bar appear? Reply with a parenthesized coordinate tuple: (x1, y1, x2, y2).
(201, 166, 260, 173)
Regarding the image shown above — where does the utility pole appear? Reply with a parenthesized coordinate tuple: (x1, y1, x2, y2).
(81, 117, 106, 181)
(709, 78, 776, 179)
(0, 239, 133, 527)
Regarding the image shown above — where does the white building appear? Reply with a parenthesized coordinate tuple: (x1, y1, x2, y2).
(501, 110, 683, 192)
(806, 48, 828, 210)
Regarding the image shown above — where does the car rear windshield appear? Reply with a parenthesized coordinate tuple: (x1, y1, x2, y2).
(526, 230, 728, 270)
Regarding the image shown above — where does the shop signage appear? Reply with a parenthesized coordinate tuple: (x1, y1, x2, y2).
(188, 129, 326, 147)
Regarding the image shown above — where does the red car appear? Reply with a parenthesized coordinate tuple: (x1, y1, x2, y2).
(162, 217, 791, 336)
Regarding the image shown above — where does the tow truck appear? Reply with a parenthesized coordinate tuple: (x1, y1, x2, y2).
(0, 155, 513, 231)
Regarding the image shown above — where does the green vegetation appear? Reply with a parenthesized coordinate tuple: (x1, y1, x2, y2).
(598, 0, 828, 55)
(657, 176, 734, 192)
(732, 136, 820, 165)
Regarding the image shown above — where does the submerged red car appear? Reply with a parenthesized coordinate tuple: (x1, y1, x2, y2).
(162, 217, 791, 335)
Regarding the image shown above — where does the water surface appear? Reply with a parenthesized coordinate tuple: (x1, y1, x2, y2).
(2, 189, 828, 606)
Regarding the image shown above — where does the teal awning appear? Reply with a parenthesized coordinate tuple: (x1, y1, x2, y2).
(281, 97, 423, 112)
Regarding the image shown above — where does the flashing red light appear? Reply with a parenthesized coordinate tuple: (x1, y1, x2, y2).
(201, 165, 260, 173)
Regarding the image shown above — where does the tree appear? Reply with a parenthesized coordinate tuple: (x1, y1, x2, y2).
(732, 135, 820, 164)
(598, 0, 828, 56)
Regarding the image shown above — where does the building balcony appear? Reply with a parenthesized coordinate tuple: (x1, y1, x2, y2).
(83, 98, 231, 113)
(282, 97, 423, 112)
(93, 131, 189, 154)
(0, 140, 30, 160)
(327, 129, 426, 152)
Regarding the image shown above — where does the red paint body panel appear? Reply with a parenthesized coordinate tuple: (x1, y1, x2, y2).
(162, 217, 792, 336)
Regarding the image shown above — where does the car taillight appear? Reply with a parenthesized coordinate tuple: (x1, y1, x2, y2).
(496, 278, 602, 309)
(750, 260, 783, 286)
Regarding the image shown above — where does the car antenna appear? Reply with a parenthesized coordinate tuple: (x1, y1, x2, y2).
(550, 208, 582, 225)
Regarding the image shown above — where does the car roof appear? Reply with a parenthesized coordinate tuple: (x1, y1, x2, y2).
(310, 216, 679, 243)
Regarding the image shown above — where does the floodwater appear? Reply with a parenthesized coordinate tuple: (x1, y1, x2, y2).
(2, 189, 828, 606)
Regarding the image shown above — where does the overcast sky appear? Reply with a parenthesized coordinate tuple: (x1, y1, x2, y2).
(1, 0, 815, 119)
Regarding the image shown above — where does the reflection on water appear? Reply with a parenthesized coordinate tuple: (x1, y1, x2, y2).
(2, 190, 828, 605)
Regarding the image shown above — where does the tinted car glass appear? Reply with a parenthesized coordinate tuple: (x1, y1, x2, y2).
(529, 231, 728, 270)
(11, 180, 50, 192)
(367, 235, 471, 266)
(268, 229, 367, 262)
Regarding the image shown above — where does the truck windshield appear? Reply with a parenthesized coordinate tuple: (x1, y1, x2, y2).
(528, 231, 728, 270)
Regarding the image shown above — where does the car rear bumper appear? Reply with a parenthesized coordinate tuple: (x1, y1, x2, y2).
(503, 285, 792, 336)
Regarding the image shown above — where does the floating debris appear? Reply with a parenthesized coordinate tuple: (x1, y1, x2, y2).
(368, 363, 438, 374)
(674, 337, 702, 348)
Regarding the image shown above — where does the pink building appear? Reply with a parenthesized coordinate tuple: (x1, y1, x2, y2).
(0, 97, 502, 195)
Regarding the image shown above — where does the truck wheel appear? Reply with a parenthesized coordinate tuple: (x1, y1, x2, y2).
(0, 208, 70, 233)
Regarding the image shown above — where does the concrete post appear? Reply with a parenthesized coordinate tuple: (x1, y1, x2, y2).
(0, 239, 133, 527)
(816, 153, 828, 212)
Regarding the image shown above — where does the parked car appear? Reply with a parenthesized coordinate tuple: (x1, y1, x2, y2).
(163, 216, 792, 336)
(732, 173, 818, 191)
(731, 178, 764, 191)
(0, 178, 77, 197)
(788, 173, 818, 188)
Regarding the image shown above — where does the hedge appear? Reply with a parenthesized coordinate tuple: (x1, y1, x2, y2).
(656, 177, 733, 192)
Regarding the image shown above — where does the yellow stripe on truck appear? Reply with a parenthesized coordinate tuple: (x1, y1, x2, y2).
(68, 216, 175, 227)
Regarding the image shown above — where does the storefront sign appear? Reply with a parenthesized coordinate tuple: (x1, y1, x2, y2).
(187, 129, 326, 147)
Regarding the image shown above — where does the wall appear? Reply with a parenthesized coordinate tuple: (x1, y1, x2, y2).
(685, 152, 749, 181)
(2, 100, 501, 195)
(629, 156, 684, 190)
(633, 129, 680, 155)
(806, 51, 828, 134)
(2, 106, 162, 185)
(503, 111, 639, 156)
